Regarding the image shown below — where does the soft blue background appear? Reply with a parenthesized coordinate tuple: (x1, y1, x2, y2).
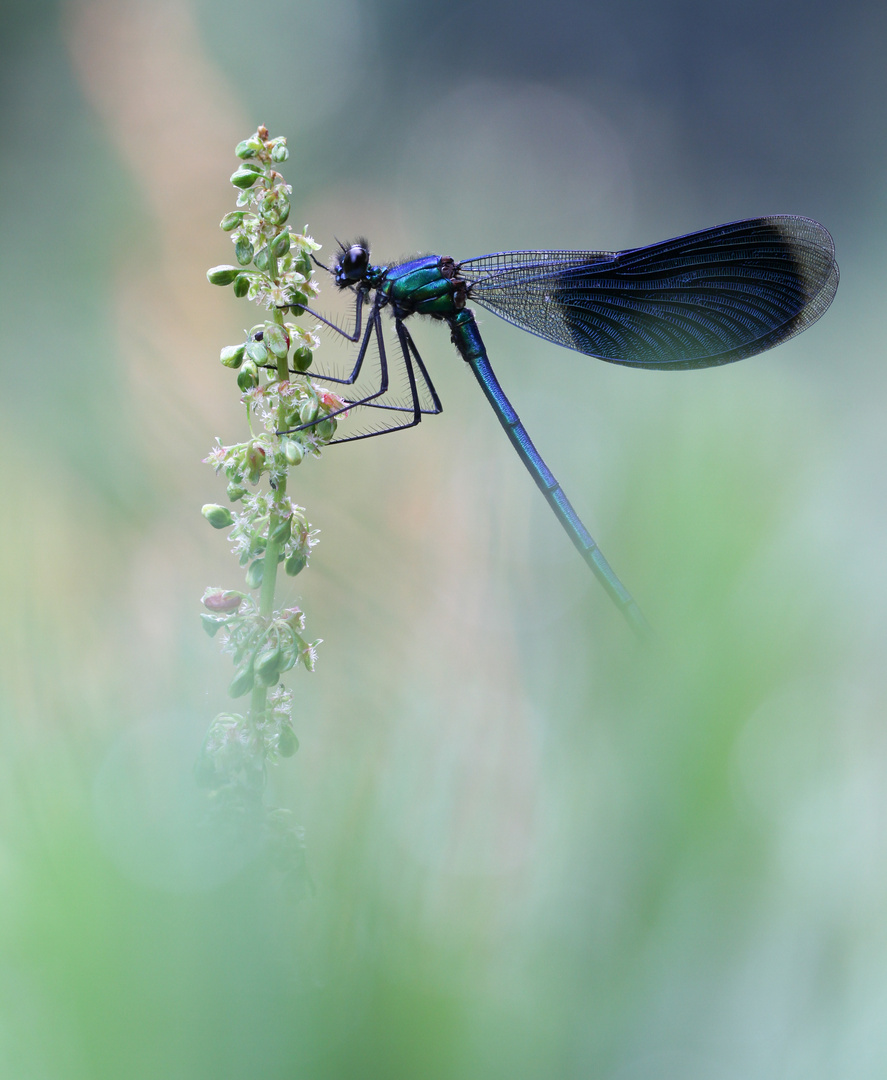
(1, 2, 886, 1077)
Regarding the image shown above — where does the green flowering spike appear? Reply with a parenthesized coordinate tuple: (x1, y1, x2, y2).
(264, 323, 289, 358)
(245, 558, 264, 589)
(237, 362, 259, 391)
(207, 265, 240, 286)
(285, 552, 307, 577)
(277, 727, 299, 756)
(235, 236, 254, 265)
(228, 663, 255, 698)
(291, 346, 313, 373)
(221, 211, 246, 231)
(220, 344, 245, 369)
(233, 274, 250, 298)
(202, 504, 234, 529)
(282, 438, 303, 466)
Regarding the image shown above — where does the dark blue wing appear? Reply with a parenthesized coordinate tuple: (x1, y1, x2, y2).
(459, 216, 838, 369)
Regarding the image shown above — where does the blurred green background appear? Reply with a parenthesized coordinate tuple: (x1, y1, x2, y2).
(2, 0, 886, 1076)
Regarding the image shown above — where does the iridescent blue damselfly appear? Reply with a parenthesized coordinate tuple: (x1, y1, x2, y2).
(285, 216, 838, 637)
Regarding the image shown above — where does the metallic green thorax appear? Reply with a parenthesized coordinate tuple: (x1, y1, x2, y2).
(381, 255, 468, 319)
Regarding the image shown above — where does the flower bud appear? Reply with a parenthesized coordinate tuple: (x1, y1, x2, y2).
(291, 347, 313, 373)
(206, 265, 239, 286)
(245, 339, 267, 365)
(315, 418, 336, 441)
(220, 211, 246, 231)
(203, 590, 243, 613)
(220, 344, 245, 369)
(270, 143, 289, 163)
(264, 323, 289, 358)
(272, 232, 291, 258)
(228, 663, 255, 698)
(235, 139, 262, 159)
(285, 552, 307, 576)
(287, 290, 308, 312)
(299, 400, 318, 426)
(202, 504, 234, 529)
(254, 245, 271, 272)
(245, 444, 265, 480)
(230, 167, 262, 189)
(226, 481, 248, 501)
(277, 726, 299, 756)
(237, 362, 259, 391)
(235, 236, 254, 265)
(245, 558, 264, 589)
(269, 516, 291, 544)
(282, 438, 303, 466)
(233, 274, 250, 298)
(254, 642, 282, 682)
(294, 250, 312, 277)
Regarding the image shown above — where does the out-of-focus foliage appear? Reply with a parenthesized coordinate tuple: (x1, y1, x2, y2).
(2, 1, 886, 1078)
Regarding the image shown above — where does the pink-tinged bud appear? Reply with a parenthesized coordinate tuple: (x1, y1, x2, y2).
(203, 590, 243, 613)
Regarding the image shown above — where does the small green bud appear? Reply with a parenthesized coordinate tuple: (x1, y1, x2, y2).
(285, 552, 308, 576)
(254, 642, 283, 681)
(232, 274, 250, 298)
(282, 438, 304, 466)
(264, 323, 289, 358)
(235, 139, 261, 159)
(207, 265, 239, 285)
(272, 232, 291, 258)
(237, 362, 259, 391)
(202, 504, 234, 529)
(254, 245, 271, 272)
(220, 344, 245, 369)
(231, 167, 262, 189)
(220, 211, 246, 231)
(226, 481, 248, 501)
(235, 236, 254, 265)
(315, 418, 336, 441)
(228, 664, 255, 698)
(288, 290, 308, 312)
(270, 143, 289, 163)
(291, 347, 313, 373)
(299, 400, 319, 426)
(277, 726, 299, 757)
(245, 339, 267, 365)
(294, 250, 312, 276)
(245, 558, 264, 589)
(269, 516, 291, 544)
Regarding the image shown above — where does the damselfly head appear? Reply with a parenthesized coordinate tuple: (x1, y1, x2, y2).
(334, 239, 370, 287)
